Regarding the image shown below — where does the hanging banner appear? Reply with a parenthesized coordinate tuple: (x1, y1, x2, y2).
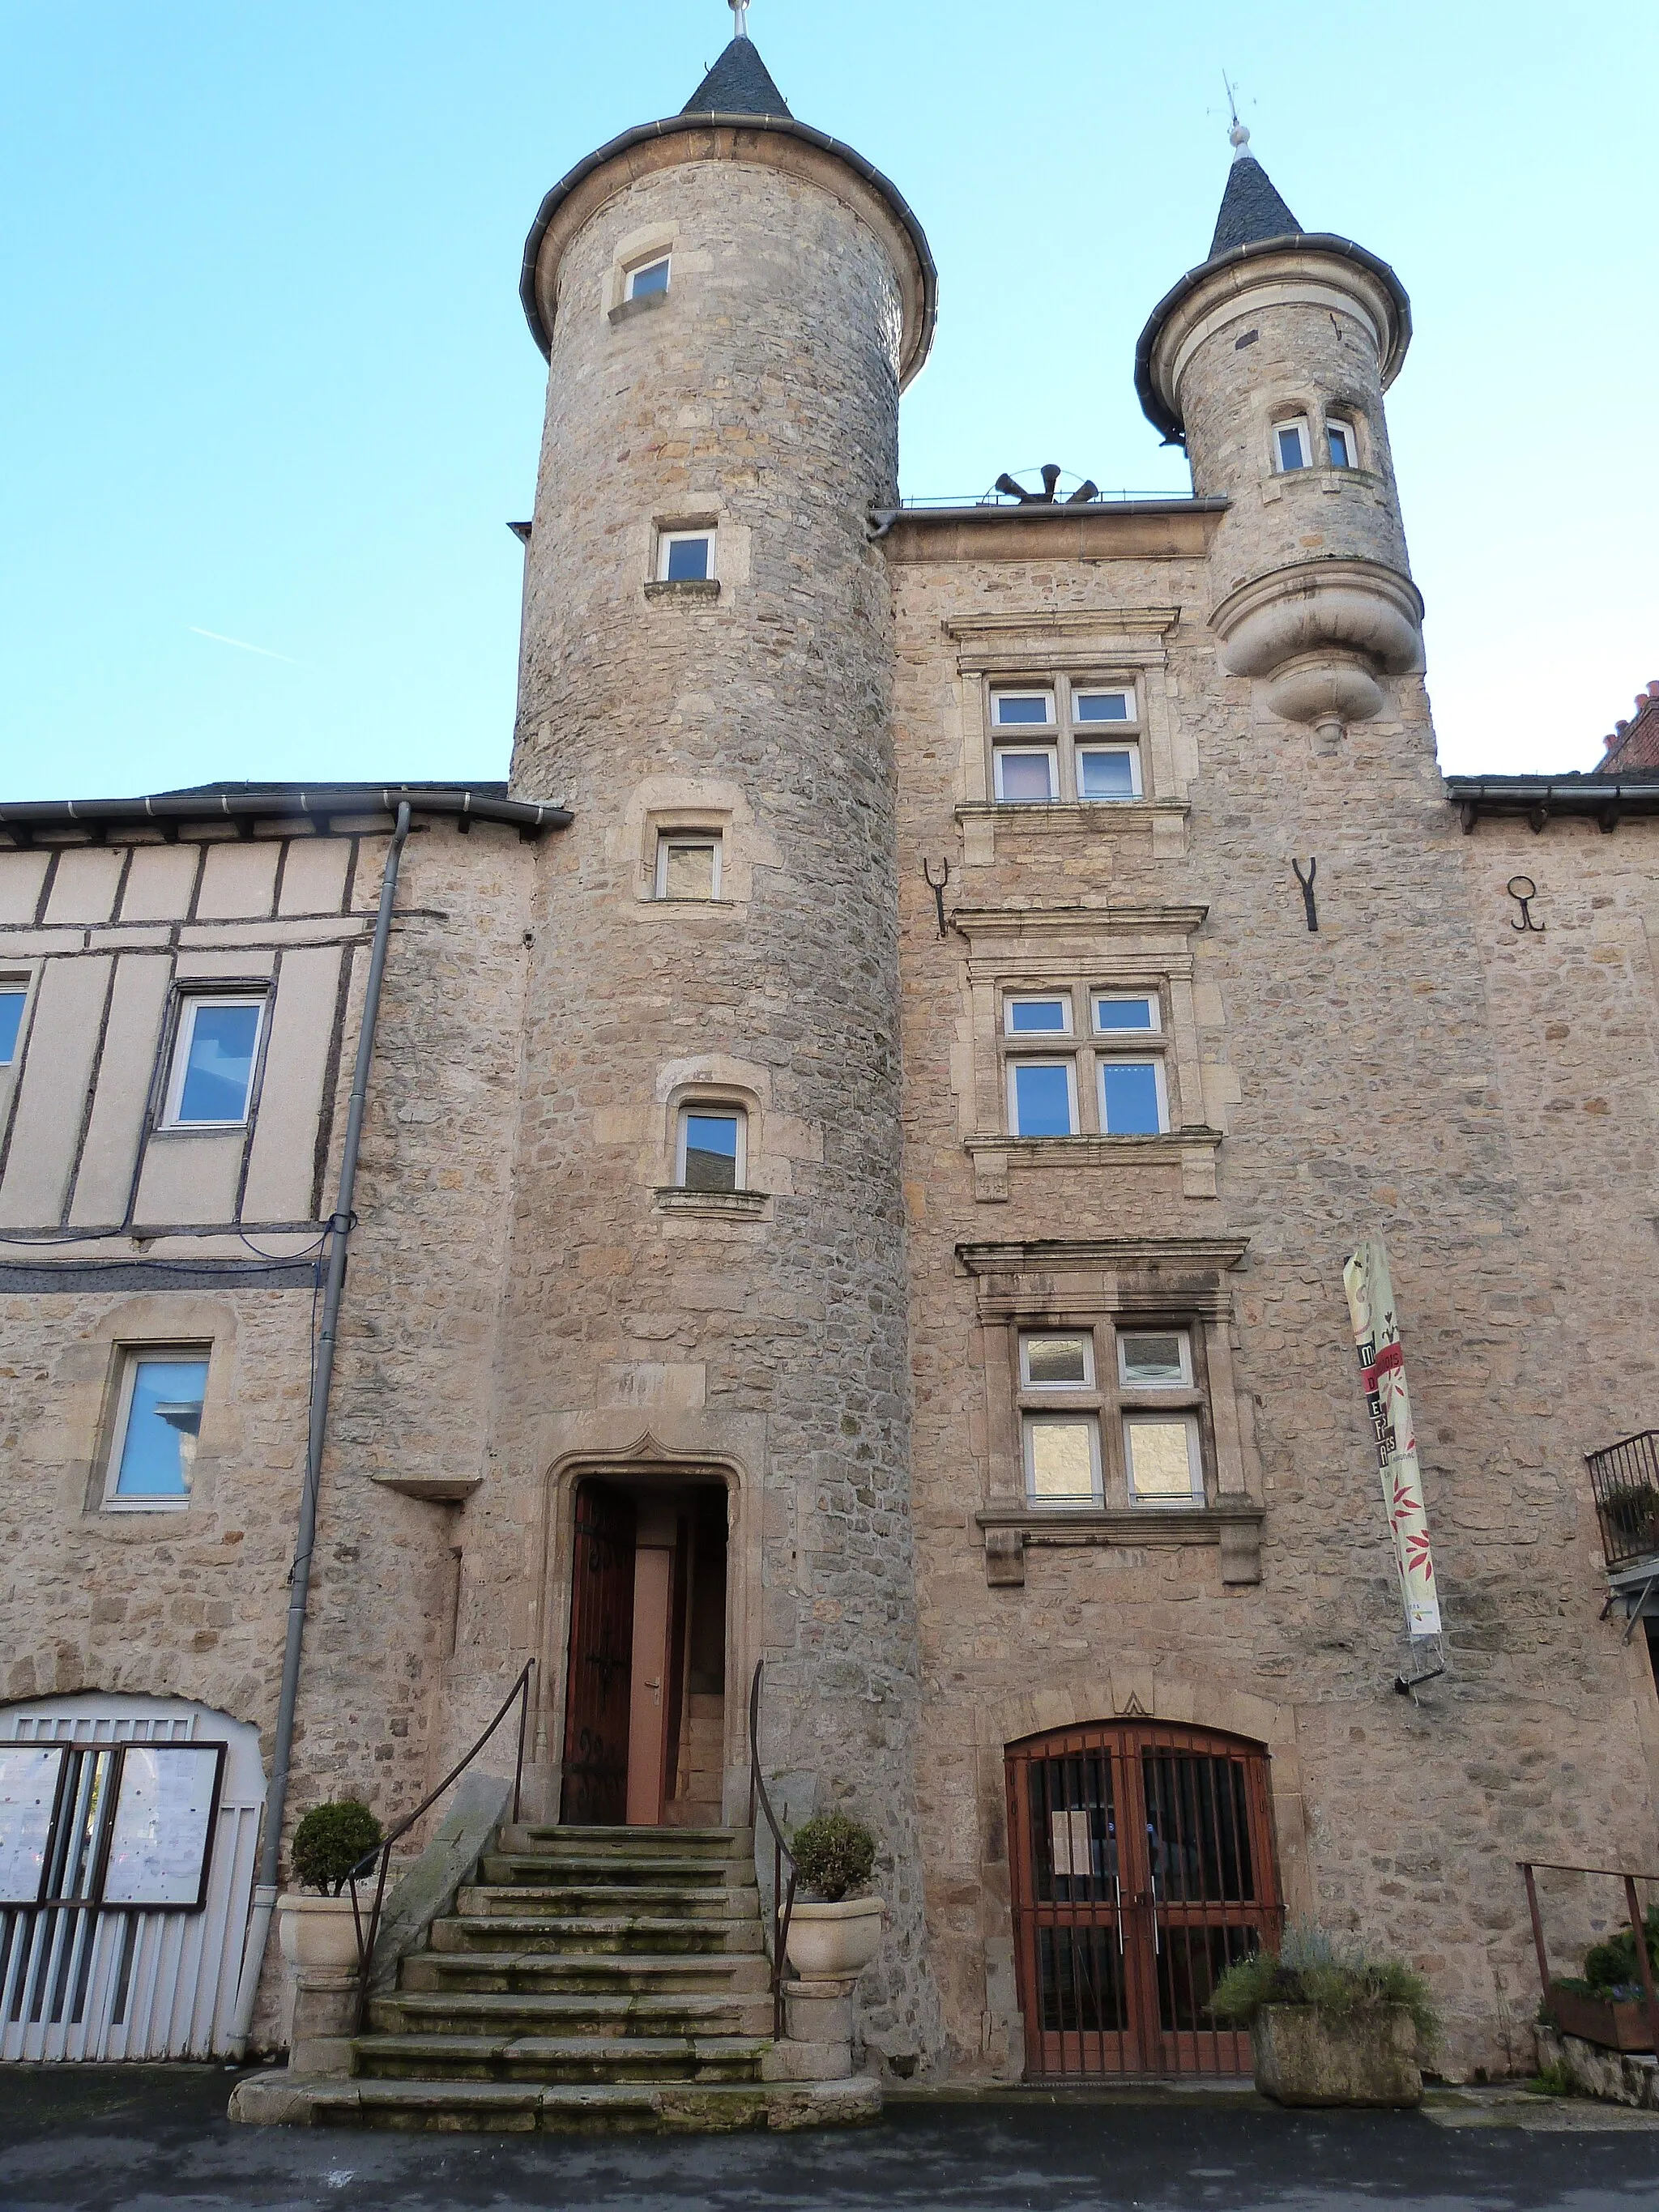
(1342, 1238, 1442, 1639)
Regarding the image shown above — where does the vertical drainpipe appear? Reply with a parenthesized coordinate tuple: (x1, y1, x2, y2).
(227, 800, 412, 2061)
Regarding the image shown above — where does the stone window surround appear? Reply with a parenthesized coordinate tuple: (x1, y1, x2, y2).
(100, 1338, 211, 1513)
(1256, 390, 1383, 502)
(950, 903, 1223, 1201)
(645, 1053, 821, 1221)
(616, 777, 779, 914)
(996, 979, 1174, 1141)
(957, 1236, 1262, 1588)
(945, 612, 1189, 861)
(1016, 1316, 1210, 1507)
(642, 503, 749, 605)
(53, 1295, 247, 1532)
(604, 219, 679, 321)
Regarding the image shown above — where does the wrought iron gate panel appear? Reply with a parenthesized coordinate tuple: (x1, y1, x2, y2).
(1007, 1720, 1282, 2081)
(0, 1698, 263, 2062)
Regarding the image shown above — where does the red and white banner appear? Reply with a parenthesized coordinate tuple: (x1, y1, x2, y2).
(1342, 1239, 1442, 1639)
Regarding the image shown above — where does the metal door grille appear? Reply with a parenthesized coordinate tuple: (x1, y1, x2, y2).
(0, 1697, 262, 2061)
(1007, 1720, 1282, 2080)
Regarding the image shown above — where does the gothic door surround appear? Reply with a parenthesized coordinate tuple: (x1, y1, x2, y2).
(1005, 1720, 1282, 2078)
(561, 1482, 638, 1825)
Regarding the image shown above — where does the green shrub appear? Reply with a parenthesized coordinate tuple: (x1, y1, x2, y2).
(290, 1800, 384, 1895)
(1523, 2061, 1576, 2099)
(1583, 1906, 1659, 1995)
(790, 1811, 877, 1903)
(1209, 1920, 1439, 2050)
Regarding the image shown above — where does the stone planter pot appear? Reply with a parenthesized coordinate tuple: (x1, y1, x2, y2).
(784, 1896, 885, 1980)
(276, 1893, 363, 1973)
(1251, 2003, 1422, 2108)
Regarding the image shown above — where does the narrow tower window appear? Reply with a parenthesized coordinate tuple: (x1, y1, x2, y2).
(656, 832, 722, 901)
(1326, 419, 1357, 469)
(1273, 420, 1311, 472)
(678, 1107, 744, 1192)
(658, 530, 714, 583)
(625, 255, 671, 300)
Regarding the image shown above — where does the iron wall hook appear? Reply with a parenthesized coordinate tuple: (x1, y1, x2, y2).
(1290, 857, 1319, 932)
(923, 857, 951, 938)
(1508, 875, 1544, 932)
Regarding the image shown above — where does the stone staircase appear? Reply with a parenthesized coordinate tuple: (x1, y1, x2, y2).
(233, 1822, 876, 2132)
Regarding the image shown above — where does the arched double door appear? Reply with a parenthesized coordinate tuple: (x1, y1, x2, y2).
(1005, 1719, 1282, 2079)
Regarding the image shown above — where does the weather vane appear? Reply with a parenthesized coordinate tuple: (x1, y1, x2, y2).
(1222, 70, 1251, 159)
(730, 0, 750, 37)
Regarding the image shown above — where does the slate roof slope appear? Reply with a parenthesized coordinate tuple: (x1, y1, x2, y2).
(1209, 153, 1302, 257)
(681, 37, 791, 117)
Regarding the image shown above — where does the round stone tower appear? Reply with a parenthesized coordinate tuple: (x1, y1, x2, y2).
(1135, 127, 1424, 738)
(504, 21, 941, 2064)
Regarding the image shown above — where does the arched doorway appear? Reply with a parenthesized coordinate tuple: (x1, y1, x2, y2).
(1005, 1719, 1282, 2079)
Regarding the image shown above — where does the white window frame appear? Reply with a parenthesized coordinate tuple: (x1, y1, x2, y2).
(1071, 687, 1137, 725)
(655, 831, 723, 901)
(990, 689, 1057, 729)
(162, 994, 266, 1130)
(1122, 1410, 1204, 1507)
(1325, 416, 1358, 469)
(656, 528, 715, 583)
(0, 980, 30, 1067)
(1092, 992, 1161, 1036)
(1095, 1054, 1168, 1135)
(1023, 1412, 1103, 1505)
(1004, 994, 1073, 1038)
(1272, 418, 1311, 473)
(992, 745, 1060, 803)
(625, 254, 671, 300)
(1073, 743, 1143, 802)
(1117, 1327, 1193, 1390)
(1007, 1057, 1079, 1138)
(676, 1103, 747, 1191)
(1020, 1331, 1095, 1389)
(102, 1345, 210, 1513)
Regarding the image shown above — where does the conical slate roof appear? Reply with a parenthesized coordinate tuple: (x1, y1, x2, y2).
(1209, 151, 1301, 257)
(681, 37, 791, 117)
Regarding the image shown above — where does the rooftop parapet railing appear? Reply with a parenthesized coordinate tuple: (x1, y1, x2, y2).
(1586, 1432, 1659, 1575)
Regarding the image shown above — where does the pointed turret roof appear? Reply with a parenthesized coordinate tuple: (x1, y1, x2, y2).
(1209, 146, 1301, 257)
(681, 37, 791, 117)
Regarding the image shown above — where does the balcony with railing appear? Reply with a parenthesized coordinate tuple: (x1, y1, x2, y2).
(1588, 1434, 1659, 1575)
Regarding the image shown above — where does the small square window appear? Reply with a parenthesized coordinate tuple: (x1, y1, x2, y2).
(1098, 1059, 1166, 1135)
(1004, 996, 1071, 1036)
(679, 1108, 743, 1193)
(1021, 1332, 1093, 1387)
(1025, 1414, 1102, 1502)
(1076, 745, 1141, 800)
(1094, 995, 1158, 1034)
(656, 833, 721, 901)
(1073, 689, 1134, 723)
(106, 1352, 208, 1508)
(1009, 1060, 1077, 1138)
(1123, 1413, 1201, 1505)
(0, 987, 26, 1065)
(659, 530, 714, 582)
(626, 255, 671, 300)
(1274, 420, 1310, 472)
(994, 747, 1059, 803)
(1120, 1331, 1192, 1387)
(164, 996, 263, 1127)
(991, 691, 1056, 727)
(1326, 420, 1356, 469)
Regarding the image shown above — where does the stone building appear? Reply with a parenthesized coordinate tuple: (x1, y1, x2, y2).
(4, 13, 1659, 2106)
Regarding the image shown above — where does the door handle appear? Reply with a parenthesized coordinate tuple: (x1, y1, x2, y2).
(1149, 1873, 1160, 1955)
(1111, 1875, 1124, 1955)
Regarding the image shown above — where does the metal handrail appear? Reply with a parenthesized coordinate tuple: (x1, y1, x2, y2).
(1518, 1856, 1659, 2053)
(748, 1659, 796, 2041)
(344, 1660, 535, 2033)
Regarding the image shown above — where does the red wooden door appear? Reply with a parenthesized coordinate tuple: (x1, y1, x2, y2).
(561, 1482, 637, 1825)
(1006, 1721, 1282, 2079)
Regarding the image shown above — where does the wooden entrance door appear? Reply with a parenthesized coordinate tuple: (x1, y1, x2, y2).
(560, 1482, 637, 1825)
(1006, 1720, 1282, 2079)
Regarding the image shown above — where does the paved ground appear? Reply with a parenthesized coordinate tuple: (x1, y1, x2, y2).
(2, 2069, 1658, 2211)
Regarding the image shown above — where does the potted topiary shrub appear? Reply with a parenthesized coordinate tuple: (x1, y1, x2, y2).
(1543, 1906, 1659, 2052)
(277, 1801, 385, 1973)
(1210, 1921, 1437, 2108)
(783, 1811, 885, 1980)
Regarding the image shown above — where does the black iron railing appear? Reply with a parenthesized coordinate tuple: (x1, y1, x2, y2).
(1587, 1433, 1659, 1572)
(747, 1659, 796, 2042)
(345, 1660, 535, 2032)
(1519, 1857, 1659, 2054)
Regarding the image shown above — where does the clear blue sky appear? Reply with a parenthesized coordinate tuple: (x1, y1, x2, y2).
(2, 0, 1653, 800)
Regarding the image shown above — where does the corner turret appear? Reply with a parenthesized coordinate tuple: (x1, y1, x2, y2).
(1135, 127, 1423, 741)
